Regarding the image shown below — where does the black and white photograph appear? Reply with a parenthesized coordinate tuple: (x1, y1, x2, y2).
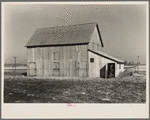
(2, 1, 149, 119)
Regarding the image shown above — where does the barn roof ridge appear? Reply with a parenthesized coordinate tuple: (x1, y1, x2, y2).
(37, 22, 98, 29)
(88, 49, 125, 64)
(25, 22, 103, 47)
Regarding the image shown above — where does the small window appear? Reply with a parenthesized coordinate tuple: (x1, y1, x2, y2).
(90, 58, 94, 63)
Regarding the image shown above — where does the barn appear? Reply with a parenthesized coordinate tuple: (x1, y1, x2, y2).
(25, 22, 124, 78)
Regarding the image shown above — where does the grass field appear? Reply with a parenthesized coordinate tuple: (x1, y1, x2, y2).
(4, 71, 146, 103)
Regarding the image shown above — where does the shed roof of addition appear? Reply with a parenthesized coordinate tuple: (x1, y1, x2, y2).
(25, 22, 104, 47)
(88, 49, 125, 64)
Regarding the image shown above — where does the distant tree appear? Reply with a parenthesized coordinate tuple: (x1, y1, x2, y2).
(128, 61, 134, 65)
(124, 61, 128, 65)
(137, 62, 140, 65)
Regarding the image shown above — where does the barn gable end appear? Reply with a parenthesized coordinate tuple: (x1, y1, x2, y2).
(88, 25, 103, 51)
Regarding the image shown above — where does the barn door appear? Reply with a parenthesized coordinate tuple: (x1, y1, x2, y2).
(79, 62, 87, 77)
(107, 63, 115, 78)
(28, 62, 36, 76)
(53, 62, 60, 76)
(74, 61, 87, 77)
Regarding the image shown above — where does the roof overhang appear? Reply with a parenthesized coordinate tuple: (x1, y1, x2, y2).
(25, 42, 89, 48)
(96, 24, 104, 47)
(88, 49, 125, 64)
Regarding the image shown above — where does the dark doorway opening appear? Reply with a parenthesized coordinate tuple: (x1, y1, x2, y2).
(107, 63, 115, 78)
(100, 63, 115, 78)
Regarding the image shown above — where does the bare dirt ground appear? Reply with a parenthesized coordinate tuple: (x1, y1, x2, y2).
(4, 70, 146, 103)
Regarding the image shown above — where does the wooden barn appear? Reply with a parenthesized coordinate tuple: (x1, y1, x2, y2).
(25, 22, 124, 78)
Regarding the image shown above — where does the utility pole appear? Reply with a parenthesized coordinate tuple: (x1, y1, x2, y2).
(13, 57, 17, 71)
(137, 56, 139, 72)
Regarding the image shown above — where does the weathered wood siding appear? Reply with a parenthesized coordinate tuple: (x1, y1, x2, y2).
(88, 26, 102, 51)
(27, 44, 88, 77)
(27, 48, 36, 76)
(88, 51, 122, 77)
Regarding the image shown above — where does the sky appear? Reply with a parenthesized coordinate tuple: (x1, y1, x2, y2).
(3, 2, 148, 64)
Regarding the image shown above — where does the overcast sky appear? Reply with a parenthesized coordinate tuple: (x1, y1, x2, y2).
(3, 2, 147, 64)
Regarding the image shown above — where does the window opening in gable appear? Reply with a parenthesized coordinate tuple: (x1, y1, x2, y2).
(90, 58, 94, 63)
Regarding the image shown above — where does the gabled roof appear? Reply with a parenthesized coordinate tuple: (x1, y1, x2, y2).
(25, 22, 104, 47)
(88, 49, 124, 64)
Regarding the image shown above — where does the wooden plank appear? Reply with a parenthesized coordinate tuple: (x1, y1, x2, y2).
(68, 46, 71, 59)
(53, 46, 60, 76)
(39, 48, 43, 77)
(36, 48, 38, 76)
(78, 45, 82, 62)
(41, 48, 44, 77)
(36, 47, 40, 76)
(28, 48, 33, 76)
(27, 49, 30, 76)
(59, 46, 64, 60)
(34, 48, 37, 76)
(63, 46, 69, 76)
(81, 45, 87, 62)
(43, 47, 49, 77)
(32, 48, 35, 62)
(64, 46, 67, 59)
(60, 46, 64, 76)
(30, 48, 34, 62)
(28, 62, 36, 76)
(53, 62, 59, 76)
(67, 59, 70, 76)
(66, 46, 70, 60)
(64, 59, 67, 76)
(73, 45, 78, 61)
(59, 59, 64, 76)
(72, 60, 75, 77)
(70, 46, 73, 59)
(81, 45, 84, 62)
(94, 44, 96, 50)
(75, 61, 79, 77)
(30, 48, 32, 62)
(85, 45, 88, 62)
(70, 59, 73, 77)
(79, 62, 82, 77)
(49, 47, 53, 76)
(79, 61, 87, 77)
(53, 47, 59, 61)
(28, 48, 31, 63)
(72, 46, 76, 77)
(87, 50, 89, 77)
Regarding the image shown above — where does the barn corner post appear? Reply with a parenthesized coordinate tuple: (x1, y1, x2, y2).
(26, 47, 29, 77)
(105, 63, 107, 79)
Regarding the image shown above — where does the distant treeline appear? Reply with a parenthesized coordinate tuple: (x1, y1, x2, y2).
(4, 63, 27, 66)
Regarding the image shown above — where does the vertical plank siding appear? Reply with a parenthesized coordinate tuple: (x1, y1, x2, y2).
(27, 44, 88, 77)
(27, 49, 30, 76)
(48, 47, 53, 76)
(39, 48, 43, 76)
(43, 47, 49, 77)
(88, 42, 102, 51)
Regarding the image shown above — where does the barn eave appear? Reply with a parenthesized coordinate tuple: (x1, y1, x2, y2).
(88, 49, 124, 64)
